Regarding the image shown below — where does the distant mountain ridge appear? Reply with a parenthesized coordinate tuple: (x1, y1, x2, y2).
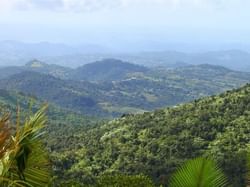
(0, 71, 107, 116)
(0, 40, 111, 66)
(0, 40, 250, 72)
(0, 59, 249, 117)
(0, 58, 148, 81)
(71, 59, 149, 81)
(0, 59, 71, 79)
(41, 49, 250, 72)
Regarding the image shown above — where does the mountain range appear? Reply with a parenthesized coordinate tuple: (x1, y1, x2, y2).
(0, 56, 249, 186)
(1, 41, 250, 72)
(0, 58, 249, 117)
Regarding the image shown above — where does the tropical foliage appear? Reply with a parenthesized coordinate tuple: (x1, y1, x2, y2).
(0, 62, 249, 187)
(169, 157, 228, 187)
(50, 84, 250, 186)
(0, 106, 51, 187)
(94, 174, 155, 187)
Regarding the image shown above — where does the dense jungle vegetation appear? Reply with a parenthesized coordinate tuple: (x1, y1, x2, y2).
(48, 84, 250, 186)
(0, 60, 249, 186)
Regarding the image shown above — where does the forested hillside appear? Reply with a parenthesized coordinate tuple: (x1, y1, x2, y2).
(71, 58, 149, 81)
(0, 68, 249, 186)
(0, 59, 71, 79)
(0, 89, 97, 136)
(0, 72, 108, 116)
(2, 1, 250, 186)
(0, 60, 249, 117)
(51, 84, 250, 186)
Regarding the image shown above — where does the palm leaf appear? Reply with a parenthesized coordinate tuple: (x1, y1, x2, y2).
(0, 114, 10, 160)
(169, 157, 228, 187)
(1, 105, 51, 187)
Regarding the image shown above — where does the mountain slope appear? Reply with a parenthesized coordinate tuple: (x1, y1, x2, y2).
(25, 59, 72, 79)
(0, 41, 110, 66)
(0, 71, 107, 116)
(0, 59, 71, 79)
(113, 50, 250, 72)
(0, 64, 249, 117)
(55, 84, 250, 186)
(70, 59, 149, 81)
(0, 89, 95, 125)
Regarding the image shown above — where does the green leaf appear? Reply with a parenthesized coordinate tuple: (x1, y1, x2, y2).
(169, 157, 228, 187)
(0, 105, 51, 187)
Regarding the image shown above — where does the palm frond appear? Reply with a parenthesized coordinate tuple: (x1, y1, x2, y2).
(0, 114, 10, 160)
(169, 157, 228, 187)
(0, 105, 51, 187)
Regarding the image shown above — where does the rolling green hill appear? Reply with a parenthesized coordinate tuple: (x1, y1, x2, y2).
(0, 89, 99, 182)
(0, 58, 148, 81)
(0, 89, 97, 140)
(51, 84, 250, 186)
(25, 59, 72, 79)
(0, 71, 108, 116)
(1, 62, 249, 186)
(0, 62, 249, 117)
(0, 59, 71, 79)
(70, 58, 149, 81)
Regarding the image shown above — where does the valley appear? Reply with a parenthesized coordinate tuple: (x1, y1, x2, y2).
(0, 57, 249, 186)
(1, 2, 250, 186)
(0, 59, 249, 117)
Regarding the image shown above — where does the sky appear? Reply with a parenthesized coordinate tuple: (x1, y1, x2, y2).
(0, 0, 250, 51)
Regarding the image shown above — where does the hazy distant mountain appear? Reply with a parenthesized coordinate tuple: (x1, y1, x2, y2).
(191, 50, 250, 71)
(70, 59, 149, 81)
(39, 50, 250, 72)
(117, 50, 250, 72)
(41, 52, 191, 68)
(0, 41, 110, 66)
(168, 64, 250, 81)
(0, 71, 106, 116)
(0, 59, 71, 79)
(0, 58, 149, 81)
(0, 62, 249, 117)
(25, 59, 72, 79)
(0, 40, 250, 72)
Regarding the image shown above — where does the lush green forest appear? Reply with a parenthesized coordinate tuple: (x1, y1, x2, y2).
(1, 84, 249, 186)
(1, 1, 250, 186)
(0, 89, 96, 125)
(48, 84, 250, 186)
(0, 60, 250, 186)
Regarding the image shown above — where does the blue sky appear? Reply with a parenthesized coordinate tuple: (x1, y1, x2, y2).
(0, 0, 250, 49)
